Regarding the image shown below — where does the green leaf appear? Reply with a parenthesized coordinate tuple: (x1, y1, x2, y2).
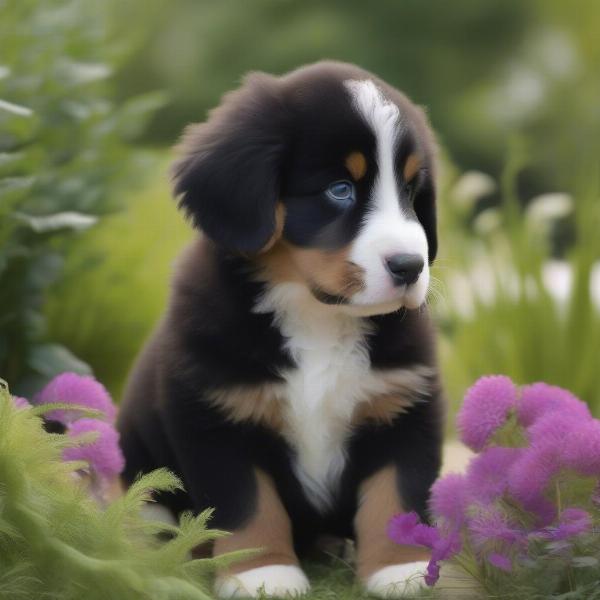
(0, 99, 33, 117)
(114, 91, 169, 141)
(27, 343, 92, 378)
(571, 556, 599, 568)
(55, 60, 112, 86)
(26, 253, 64, 290)
(0, 152, 24, 169)
(0, 176, 35, 197)
(14, 211, 98, 233)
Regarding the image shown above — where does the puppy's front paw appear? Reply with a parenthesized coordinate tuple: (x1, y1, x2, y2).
(365, 562, 429, 598)
(215, 564, 310, 598)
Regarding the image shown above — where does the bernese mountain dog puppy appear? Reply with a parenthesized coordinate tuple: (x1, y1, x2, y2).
(118, 61, 444, 598)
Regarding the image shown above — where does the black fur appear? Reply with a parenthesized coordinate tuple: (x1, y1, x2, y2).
(118, 61, 444, 557)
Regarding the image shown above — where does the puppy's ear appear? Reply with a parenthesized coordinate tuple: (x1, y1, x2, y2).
(415, 175, 437, 263)
(411, 106, 438, 264)
(171, 72, 286, 253)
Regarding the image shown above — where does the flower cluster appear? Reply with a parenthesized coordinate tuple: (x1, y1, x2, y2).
(14, 373, 124, 491)
(389, 376, 600, 593)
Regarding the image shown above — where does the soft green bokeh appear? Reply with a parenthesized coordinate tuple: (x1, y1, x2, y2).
(45, 154, 192, 399)
(3, 1, 600, 596)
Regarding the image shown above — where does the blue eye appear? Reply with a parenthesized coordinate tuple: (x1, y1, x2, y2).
(326, 180, 354, 204)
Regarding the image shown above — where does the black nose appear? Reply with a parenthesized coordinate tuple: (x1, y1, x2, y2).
(385, 253, 424, 286)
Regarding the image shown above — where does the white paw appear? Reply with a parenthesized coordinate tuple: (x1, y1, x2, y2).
(366, 562, 429, 598)
(215, 564, 310, 598)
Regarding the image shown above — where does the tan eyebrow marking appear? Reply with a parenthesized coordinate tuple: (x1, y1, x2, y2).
(345, 151, 367, 181)
(403, 152, 422, 183)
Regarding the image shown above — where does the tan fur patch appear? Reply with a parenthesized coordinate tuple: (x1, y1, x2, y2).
(403, 152, 422, 183)
(213, 469, 299, 575)
(354, 466, 430, 582)
(352, 367, 434, 426)
(207, 383, 286, 431)
(257, 242, 365, 300)
(345, 151, 368, 181)
(260, 203, 286, 254)
(286, 244, 365, 298)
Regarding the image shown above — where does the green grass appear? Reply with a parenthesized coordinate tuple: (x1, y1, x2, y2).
(293, 558, 434, 600)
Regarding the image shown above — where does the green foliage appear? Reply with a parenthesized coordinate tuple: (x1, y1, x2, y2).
(0, 0, 165, 397)
(44, 156, 193, 399)
(0, 379, 244, 599)
(435, 143, 600, 421)
(114, 0, 600, 192)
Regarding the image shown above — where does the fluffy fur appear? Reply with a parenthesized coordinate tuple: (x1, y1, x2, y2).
(118, 61, 444, 598)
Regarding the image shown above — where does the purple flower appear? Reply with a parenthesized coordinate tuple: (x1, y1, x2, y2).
(388, 512, 440, 548)
(517, 383, 591, 428)
(12, 395, 30, 410)
(488, 552, 512, 572)
(562, 419, 600, 476)
(457, 376, 517, 451)
(426, 530, 462, 586)
(429, 473, 468, 527)
(388, 512, 461, 586)
(62, 418, 124, 478)
(35, 373, 116, 424)
(507, 445, 559, 525)
(467, 505, 525, 551)
(465, 447, 522, 504)
(540, 508, 592, 541)
(527, 413, 600, 477)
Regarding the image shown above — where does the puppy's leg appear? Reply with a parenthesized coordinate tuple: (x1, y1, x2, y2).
(159, 388, 309, 598)
(214, 469, 309, 599)
(355, 466, 430, 598)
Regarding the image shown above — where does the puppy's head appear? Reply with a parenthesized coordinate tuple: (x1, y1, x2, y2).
(172, 61, 438, 314)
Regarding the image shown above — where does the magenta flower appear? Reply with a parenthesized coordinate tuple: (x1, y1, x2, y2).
(465, 447, 522, 503)
(541, 508, 592, 541)
(429, 473, 468, 528)
(488, 552, 512, 572)
(507, 444, 559, 524)
(527, 413, 600, 477)
(517, 383, 591, 428)
(12, 395, 30, 410)
(457, 375, 517, 451)
(388, 512, 461, 586)
(388, 511, 440, 548)
(426, 530, 462, 586)
(467, 506, 525, 551)
(62, 418, 124, 478)
(35, 373, 116, 424)
(562, 419, 600, 476)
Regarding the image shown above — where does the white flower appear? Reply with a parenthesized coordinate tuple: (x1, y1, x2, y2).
(526, 193, 573, 224)
(451, 171, 496, 208)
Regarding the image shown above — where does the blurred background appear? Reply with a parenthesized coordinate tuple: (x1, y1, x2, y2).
(1, 0, 599, 427)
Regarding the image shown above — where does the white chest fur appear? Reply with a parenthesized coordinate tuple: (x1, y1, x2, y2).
(254, 283, 388, 511)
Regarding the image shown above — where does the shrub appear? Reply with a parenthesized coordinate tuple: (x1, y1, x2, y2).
(390, 376, 600, 599)
(0, 0, 165, 396)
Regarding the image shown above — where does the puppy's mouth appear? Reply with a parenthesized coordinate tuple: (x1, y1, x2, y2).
(309, 284, 351, 306)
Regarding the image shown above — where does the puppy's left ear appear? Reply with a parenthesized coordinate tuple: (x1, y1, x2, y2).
(171, 72, 286, 253)
(415, 175, 437, 263)
(411, 106, 438, 264)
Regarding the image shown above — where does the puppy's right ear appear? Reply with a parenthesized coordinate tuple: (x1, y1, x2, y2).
(171, 73, 287, 253)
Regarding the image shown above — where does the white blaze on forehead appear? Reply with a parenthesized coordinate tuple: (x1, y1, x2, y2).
(344, 79, 402, 216)
(343, 78, 429, 310)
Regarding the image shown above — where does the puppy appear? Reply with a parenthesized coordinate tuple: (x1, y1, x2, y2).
(118, 61, 444, 598)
